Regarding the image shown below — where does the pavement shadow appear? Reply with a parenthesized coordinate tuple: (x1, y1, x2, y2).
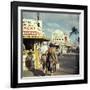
(30, 69, 45, 76)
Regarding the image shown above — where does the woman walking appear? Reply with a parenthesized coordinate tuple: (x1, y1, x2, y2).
(46, 44, 58, 75)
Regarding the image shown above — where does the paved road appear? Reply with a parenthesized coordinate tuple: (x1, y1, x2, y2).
(55, 54, 79, 75)
(23, 54, 79, 77)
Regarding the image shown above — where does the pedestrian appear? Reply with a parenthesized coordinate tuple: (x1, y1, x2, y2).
(40, 53, 47, 73)
(46, 44, 58, 75)
(40, 42, 48, 74)
(25, 50, 34, 71)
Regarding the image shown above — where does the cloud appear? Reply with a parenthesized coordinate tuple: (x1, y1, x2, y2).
(46, 22, 60, 28)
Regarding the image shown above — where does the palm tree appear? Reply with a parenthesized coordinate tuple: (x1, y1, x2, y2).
(74, 36, 80, 46)
(69, 26, 79, 37)
(70, 26, 79, 49)
(69, 27, 79, 53)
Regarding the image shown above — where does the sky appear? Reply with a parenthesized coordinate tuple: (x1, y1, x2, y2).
(22, 11, 80, 43)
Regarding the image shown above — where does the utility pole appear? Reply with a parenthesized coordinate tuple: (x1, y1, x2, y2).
(37, 12, 40, 27)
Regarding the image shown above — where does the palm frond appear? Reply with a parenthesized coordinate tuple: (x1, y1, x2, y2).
(69, 26, 79, 37)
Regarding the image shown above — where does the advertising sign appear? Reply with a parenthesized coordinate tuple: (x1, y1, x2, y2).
(23, 19, 43, 38)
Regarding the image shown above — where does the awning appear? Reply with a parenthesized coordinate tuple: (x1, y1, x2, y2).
(23, 37, 50, 42)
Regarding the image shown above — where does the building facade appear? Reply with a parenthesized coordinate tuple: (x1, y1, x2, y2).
(51, 30, 72, 54)
(22, 19, 46, 70)
(23, 19, 45, 38)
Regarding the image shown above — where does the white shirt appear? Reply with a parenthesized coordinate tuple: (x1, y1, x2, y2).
(40, 45, 48, 54)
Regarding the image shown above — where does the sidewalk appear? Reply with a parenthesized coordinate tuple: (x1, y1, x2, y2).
(23, 69, 70, 77)
(23, 69, 45, 77)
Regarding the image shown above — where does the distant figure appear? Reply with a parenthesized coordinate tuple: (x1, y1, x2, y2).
(23, 44, 25, 51)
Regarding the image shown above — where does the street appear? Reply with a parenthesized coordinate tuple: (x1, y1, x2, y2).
(23, 54, 79, 77)
(57, 54, 79, 74)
